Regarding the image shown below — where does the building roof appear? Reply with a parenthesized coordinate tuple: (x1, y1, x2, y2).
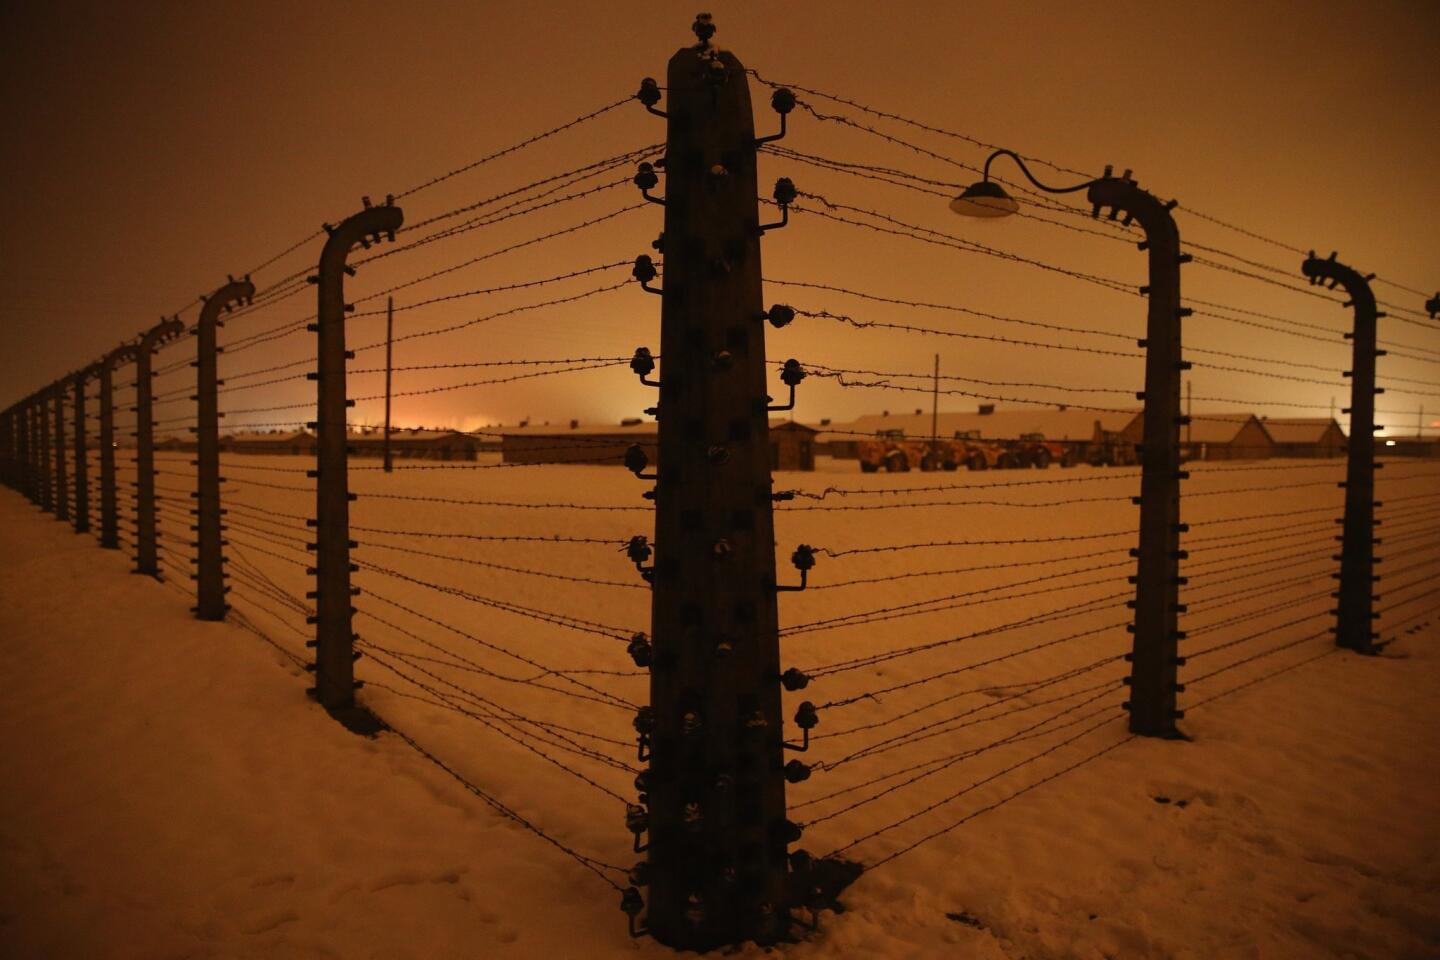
(1259, 417, 1344, 444)
(1182, 413, 1265, 445)
(501, 418, 812, 438)
(350, 429, 472, 442)
(222, 430, 313, 443)
(815, 408, 1138, 445)
(1123, 412, 1273, 445)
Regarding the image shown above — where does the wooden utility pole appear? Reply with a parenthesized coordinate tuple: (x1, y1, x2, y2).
(383, 296, 394, 473)
(637, 20, 800, 950)
(194, 278, 255, 620)
(930, 353, 940, 468)
(1089, 170, 1187, 739)
(1303, 253, 1382, 654)
(308, 198, 402, 728)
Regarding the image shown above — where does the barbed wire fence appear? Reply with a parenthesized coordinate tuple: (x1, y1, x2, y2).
(0, 14, 1437, 953)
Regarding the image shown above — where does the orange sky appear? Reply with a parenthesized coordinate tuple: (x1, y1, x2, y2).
(2, 1, 1436, 435)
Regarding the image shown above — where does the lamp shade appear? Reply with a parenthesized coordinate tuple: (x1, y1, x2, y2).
(949, 180, 1019, 218)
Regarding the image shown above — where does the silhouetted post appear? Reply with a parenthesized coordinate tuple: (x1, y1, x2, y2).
(18, 400, 34, 502)
(0, 407, 9, 490)
(73, 369, 91, 533)
(636, 24, 801, 949)
(6, 406, 17, 491)
(33, 395, 46, 506)
(16, 402, 29, 500)
(191, 278, 254, 620)
(38, 388, 53, 513)
(929, 353, 940, 468)
(383, 296, 394, 473)
(52, 384, 69, 522)
(12, 405, 26, 497)
(7, 405, 18, 491)
(307, 198, 402, 725)
(1089, 170, 1188, 739)
(133, 317, 184, 576)
(98, 343, 134, 549)
(1303, 253, 1383, 653)
(0, 406, 10, 490)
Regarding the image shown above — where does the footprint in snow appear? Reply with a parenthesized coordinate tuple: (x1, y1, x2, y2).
(945, 910, 985, 930)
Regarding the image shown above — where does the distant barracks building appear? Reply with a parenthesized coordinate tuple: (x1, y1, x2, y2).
(500, 419, 819, 470)
(144, 409, 1433, 466)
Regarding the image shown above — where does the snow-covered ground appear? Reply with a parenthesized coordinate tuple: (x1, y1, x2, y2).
(1, 453, 1437, 959)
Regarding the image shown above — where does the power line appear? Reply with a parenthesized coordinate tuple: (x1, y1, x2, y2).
(393, 94, 633, 200)
(841, 713, 1131, 867)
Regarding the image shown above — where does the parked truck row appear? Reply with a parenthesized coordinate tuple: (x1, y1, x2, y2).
(855, 430, 1137, 472)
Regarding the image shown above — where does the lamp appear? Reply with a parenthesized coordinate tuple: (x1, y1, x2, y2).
(951, 148, 1098, 219)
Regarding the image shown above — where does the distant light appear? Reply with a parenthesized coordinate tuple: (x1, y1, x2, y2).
(1385, 440, 1396, 446)
(949, 180, 1019, 218)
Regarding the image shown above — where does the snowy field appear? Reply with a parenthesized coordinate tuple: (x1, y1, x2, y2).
(1, 452, 1437, 959)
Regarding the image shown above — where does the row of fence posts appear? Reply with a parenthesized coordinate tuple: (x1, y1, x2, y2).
(0, 23, 1411, 951)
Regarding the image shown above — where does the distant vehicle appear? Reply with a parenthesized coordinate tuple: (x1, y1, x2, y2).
(1007, 432, 1079, 469)
(1087, 430, 1138, 467)
(950, 430, 1007, 471)
(857, 430, 927, 472)
(856, 430, 1010, 472)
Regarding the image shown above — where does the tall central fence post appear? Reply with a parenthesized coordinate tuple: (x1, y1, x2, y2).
(193, 278, 255, 621)
(52, 383, 69, 523)
(73, 370, 91, 533)
(98, 343, 134, 549)
(1089, 171, 1188, 739)
(307, 198, 403, 726)
(1303, 252, 1383, 653)
(132, 317, 184, 576)
(638, 26, 798, 949)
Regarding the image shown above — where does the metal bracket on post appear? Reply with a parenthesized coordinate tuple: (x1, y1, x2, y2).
(1088, 170, 1187, 740)
(635, 17, 828, 950)
(52, 383, 69, 523)
(309, 196, 402, 734)
(73, 367, 95, 534)
(195, 277, 255, 620)
(98, 341, 138, 549)
(1303, 252, 1381, 654)
(133, 316, 185, 577)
